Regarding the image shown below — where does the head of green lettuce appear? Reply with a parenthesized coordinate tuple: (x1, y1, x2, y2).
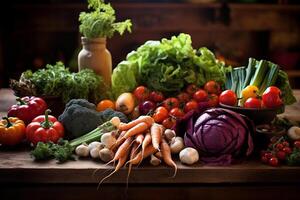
(112, 33, 227, 98)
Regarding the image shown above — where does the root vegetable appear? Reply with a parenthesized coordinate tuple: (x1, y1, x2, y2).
(179, 147, 199, 165)
(88, 141, 105, 151)
(115, 93, 135, 114)
(75, 144, 89, 157)
(287, 126, 300, 141)
(150, 154, 161, 166)
(164, 129, 176, 141)
(170, 137, 185, 154)
(119, 116, 154, 131)
(151, 123, 163, 151)
(101, 132, 117, 149)
(161, 139, 177, 177)
(123, 122, 149, 139)
(99, 148, 114, 162)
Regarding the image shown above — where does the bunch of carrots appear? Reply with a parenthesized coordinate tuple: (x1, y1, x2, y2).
(98, 115, 177, 185)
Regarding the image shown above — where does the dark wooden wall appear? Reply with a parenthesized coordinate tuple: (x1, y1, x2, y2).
(0, 1, 300, 88)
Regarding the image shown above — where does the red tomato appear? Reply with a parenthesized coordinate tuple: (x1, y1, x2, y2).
(149, 91, 164, 103)
(283, 147, 292, 154)
(186, 84, 198, 95)
(152, 106, 169, 123)
(133, 86, 150, 102)
(204, 81, 221, 94)
(244, 97, 262, 109)
(184, 100, 198, 113)
(268, 157, 279, 167)
(219, 90, 237, 106)
(276, 151, 286, 160)
(294, 140, 300, 148)
(177, 92, 190, 103)
(169, 108, 185, 119)
(193, 89, 208, 102)
(262, 86, 283, 108)
(163, 98, 180, 111)
(162, 117, 176, 129)
(207, 94, 219, 107)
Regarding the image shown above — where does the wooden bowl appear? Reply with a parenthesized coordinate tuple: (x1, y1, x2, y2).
(219, 103, 284, 125)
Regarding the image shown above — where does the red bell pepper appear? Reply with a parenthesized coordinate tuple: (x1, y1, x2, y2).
(8, 96, 47, 124)
(26, 109, 64, 145)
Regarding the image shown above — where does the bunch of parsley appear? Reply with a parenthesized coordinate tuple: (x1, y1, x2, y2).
(79, 0, 132, 38)
(22, 62, 107, 103)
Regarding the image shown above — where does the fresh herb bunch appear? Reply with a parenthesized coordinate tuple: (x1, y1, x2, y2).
(79, 0, 132, 38)
(22, 62, 107, 103)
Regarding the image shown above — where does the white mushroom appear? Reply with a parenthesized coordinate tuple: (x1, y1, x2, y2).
(88, 141, 105, 151)
(75, 144, 89, 157)
(101, 132, 117, 149)
(179, 147, 199, 165)
(170, 137, 185, 154)
(287, 126, 300, 141)
(90, 147, 100, 159)
(164, 129, 176, 142)
(99, 148, 114, 163)
(150, 154, 161, 166)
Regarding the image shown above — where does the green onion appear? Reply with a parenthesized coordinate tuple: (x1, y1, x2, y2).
(250, 60, 268, 87)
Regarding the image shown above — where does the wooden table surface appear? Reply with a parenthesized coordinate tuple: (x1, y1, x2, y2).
(1, 89, 300, 200)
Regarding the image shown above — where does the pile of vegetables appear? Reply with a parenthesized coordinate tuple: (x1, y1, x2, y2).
(112, 33, 228, 97)
(183, 108, 254, 165)
(225, 58, 296, 106)
(10, 62, 107, 104)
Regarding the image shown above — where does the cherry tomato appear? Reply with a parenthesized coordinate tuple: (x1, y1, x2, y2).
(262, 86, 283, 108)
(219, 90, 237, 106)
(241, 85, 259, 101)
(264, 152, 273, 160)
(96, 100, 115, 112)
(186, 84, 198, 95)
(177, 92, 190, 103)
(193, 89, 208, 102)
(283, 147, 292, 154)
(152, 106, 169, 123)
(149, 91, 164, 103)
(261, 156, 268, 164)
(269, 157, 279, 167)
(184, 100, 198, 113)
(162, 117, 176, 129)
(169, 108, 185, 119)
(163, 98, 180, 111)
(133, 86, 150, 102)
(275, 143, 284, 151)
(276, 151, 286, 160)
(204, 81, 221, 94)
(294, 140, 300, 148)
(244, 97, 261, 109)
(207, 94, 219, 107)
(282, 141, 289, 147)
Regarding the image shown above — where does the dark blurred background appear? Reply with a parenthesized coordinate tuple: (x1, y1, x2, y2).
(0, 0, 299, 88)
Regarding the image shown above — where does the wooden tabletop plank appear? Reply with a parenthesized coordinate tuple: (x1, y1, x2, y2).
(1, 148, 300, 184)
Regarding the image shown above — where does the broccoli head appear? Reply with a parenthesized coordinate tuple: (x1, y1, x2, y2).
(58, 99, 128, 139)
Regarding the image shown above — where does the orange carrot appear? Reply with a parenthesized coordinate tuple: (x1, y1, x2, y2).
(130, 144, 157, 165)
(110, 131, 126, 151)
(161, 139, 177, 177)
(155, 151, 163, 159)
(114, 137, 133, 161)
(151, 123, 162, 151)
(123, 122, 149, 139)
(126, 142, 139, 185)
(141, 132, 151, 160)
(135, 133, 144, 145)
(98, 146, 130, 189)
(119, 116, 154, 131)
